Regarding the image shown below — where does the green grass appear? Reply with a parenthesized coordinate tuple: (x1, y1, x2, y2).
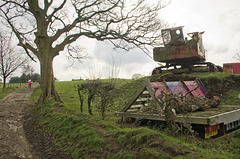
(29, 101, 106, 158)
(186, 72, 238, 79)
(221, 88, 240, 105)
(29, 99, 240, 158)
(28, 73, 240, 158)
(0, 83, 27, 99)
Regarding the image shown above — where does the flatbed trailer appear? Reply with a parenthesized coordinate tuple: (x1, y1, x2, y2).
(116, 105, 240, 138)
(115, 78, 240, 138)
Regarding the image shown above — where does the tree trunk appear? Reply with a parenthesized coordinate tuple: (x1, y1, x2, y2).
(3, 77, 6, 88)
(78, 90, 84, 112)
(87, 95, 93, 115)
(38, 51, 63, 103)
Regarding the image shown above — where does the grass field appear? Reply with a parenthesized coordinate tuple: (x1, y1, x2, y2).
(29, 73, 240, 158)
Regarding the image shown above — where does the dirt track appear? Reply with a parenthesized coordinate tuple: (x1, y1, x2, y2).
(0, 85, 72, 159)
(0, 85, 39, 159)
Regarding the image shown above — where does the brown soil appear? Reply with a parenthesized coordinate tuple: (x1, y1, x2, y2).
(0, 86, 39, 159)
(0, 86, 71, 159)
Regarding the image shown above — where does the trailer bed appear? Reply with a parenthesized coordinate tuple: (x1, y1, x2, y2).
(115, 105, 240, 126)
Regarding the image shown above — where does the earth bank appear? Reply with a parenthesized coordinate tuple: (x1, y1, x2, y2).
(1, 73, 240, 158)
(26, 73, 240, 158)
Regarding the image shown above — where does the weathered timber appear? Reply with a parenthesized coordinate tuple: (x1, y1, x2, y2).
(116, 105, 240, 126)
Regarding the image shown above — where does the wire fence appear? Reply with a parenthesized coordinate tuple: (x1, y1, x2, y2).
(0, 83, 27, 88)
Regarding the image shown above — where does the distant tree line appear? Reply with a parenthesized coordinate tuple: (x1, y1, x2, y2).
(9, 73, 40, 83)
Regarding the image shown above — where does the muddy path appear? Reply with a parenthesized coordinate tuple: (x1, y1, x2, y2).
(0, 85, 39, 159)
(0, 85, 72, 159)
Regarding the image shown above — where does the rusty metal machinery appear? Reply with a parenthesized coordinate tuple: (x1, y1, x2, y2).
(152, 26, 222, 75)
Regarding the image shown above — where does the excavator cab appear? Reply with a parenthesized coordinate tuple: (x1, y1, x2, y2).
(161, 26, 185, 46)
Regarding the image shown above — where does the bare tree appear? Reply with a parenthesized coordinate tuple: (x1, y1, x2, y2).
(22, 63, 34, 75)
(233, 53, 240, 62)
(0, 0, 167, 103)
(0, 32, 28, 88)
(132, 73, 143, 80)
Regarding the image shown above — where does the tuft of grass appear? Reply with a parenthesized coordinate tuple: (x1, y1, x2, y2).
(111, 152, 135, 159)
(139, 148, 169, 159)
(30, 85, 41, 99)
(186, 72, 240, 79)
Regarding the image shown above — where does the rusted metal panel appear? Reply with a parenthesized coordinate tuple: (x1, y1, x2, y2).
(150, 82, 168, 97)
(153, 27, 205, 65)
(150, 78, 207, 99)
(153, 42, 203, 64)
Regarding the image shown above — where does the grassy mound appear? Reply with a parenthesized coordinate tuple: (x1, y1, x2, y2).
(28, 73, 240, 158)
(29, 101, 240, 159)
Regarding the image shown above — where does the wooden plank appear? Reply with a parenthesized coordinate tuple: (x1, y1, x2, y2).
(141, 91, 151, 98)
(142, 91, 150, 95)
(162, 79, 172, 94)
(130, 103, 151, 109)
(122, 81, 147, 112)
(145, 78, 155, 98)
(126, 109, 140, 112)
(145, 78, 163, 113)
(136, 97, 152, 102)
(130, 105, 144, 109)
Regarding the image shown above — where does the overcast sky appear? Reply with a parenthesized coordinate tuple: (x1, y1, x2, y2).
(28, 0, 240, 81)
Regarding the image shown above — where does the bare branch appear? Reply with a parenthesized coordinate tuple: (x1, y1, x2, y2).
(0, 1, 38, 61)
(66, 44, 89, 67)
(1, 0, 29, 11)
(0, 32, 28, 87)
(233, 53, 240, 62)
(0, 0, 168, 102)
(46, 0, 67, 22)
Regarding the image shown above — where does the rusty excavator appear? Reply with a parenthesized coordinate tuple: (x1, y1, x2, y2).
(152, 26, 222, 75)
